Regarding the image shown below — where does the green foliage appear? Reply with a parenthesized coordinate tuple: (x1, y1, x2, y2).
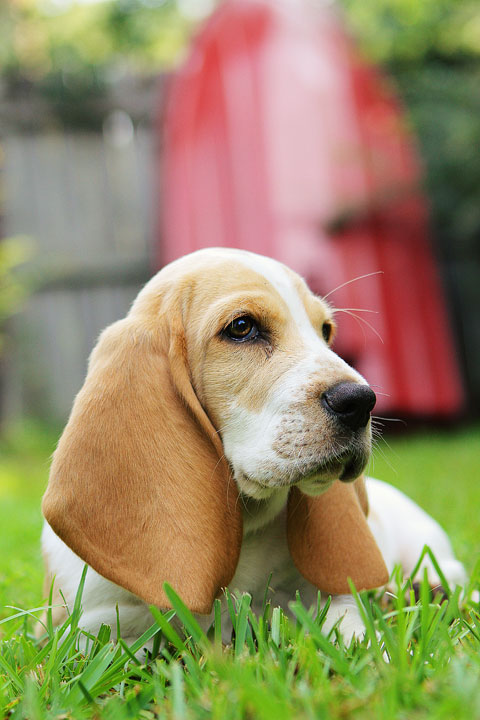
(2, 0, 477, 84)
(0, 0, 193, 126)
(0, 0, 190, 84)
(340, 0, 480, 65)
(394, 65, 480, 260)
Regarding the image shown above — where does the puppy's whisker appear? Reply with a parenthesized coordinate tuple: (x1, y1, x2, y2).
(372, 416, 407, 426)
(371, 440, 398, 476)
(334, 309, 366, 346)
(370, 422, 400, 471)
(334, 309, 384, 345)
(235, 490, 251, 517)
(375, 433, 400, 462)
(371, 417, 385, 432)
(322, 271, 384, 301)
(370, 420, 385, 444)
(214, 416, 241, 437)
(210, 452, 227, 479)
(290, 490, 306, 519)
(209, 451, 238, 514)
(334, 307, 379, 314)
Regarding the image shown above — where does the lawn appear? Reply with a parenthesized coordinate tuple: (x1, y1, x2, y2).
(0, 420, 479, 718)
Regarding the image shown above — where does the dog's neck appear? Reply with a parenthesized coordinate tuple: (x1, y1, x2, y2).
(240, 488, 290, 535)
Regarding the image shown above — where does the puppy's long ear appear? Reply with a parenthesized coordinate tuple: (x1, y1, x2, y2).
(42, 308, 242, 614)
(287, 478, 388, 594)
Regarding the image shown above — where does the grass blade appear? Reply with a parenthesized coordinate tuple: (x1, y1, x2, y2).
(170, 661, 186, 719)
(290, 599, 352, 676)
(163, 583, 209, 651)
(234, 593, 252, 656)
(213, 598, 222, 650)
(67, 643, 118, 705)
(271, 607, 281, 648)
(149, 606, 186, 655)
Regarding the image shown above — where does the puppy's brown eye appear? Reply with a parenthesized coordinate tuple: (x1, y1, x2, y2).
(322, 321, 333, 343)
(224, 316, 259, 342)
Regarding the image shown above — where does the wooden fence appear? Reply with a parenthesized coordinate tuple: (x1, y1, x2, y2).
(1, 80, 161, 423)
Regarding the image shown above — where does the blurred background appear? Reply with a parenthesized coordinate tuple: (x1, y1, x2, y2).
(0, 0, 479, 427)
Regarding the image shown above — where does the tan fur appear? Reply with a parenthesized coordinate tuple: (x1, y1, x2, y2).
(42, 283, 243, 613)
(287, 478, 388, 593)
(42, 251, 388, 613)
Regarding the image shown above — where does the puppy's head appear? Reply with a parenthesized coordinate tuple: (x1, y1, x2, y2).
(43, 249, 387, 612)
(170, 249, 375, 500)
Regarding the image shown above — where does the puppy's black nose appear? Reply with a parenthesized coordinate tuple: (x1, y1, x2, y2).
(322, 382, 376, 431)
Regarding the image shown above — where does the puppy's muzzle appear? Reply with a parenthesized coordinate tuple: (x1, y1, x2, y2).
(322, 382, 376, 431)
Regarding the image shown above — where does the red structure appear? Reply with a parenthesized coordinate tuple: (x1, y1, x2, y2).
(158, 0, 464, 417)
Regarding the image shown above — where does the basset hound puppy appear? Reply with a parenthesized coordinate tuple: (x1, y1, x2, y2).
(41, 248, 466, 645)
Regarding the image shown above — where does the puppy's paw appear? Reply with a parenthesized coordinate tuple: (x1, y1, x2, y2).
(322, 595, 366, 646)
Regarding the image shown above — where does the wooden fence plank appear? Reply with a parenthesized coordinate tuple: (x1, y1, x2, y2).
(1, 124, 154, 422)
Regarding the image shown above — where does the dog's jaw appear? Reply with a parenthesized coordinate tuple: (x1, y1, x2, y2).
(239, 488, 291, 533)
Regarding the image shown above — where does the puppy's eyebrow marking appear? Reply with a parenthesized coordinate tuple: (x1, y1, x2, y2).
(233, 254, 322, 346)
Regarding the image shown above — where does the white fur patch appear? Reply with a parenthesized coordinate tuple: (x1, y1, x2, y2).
(203, 249, 366, 495)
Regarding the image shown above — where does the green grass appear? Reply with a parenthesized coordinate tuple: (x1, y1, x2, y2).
(0, 420, 479, 719)
(368, 423, 480, 570)
(0, 422, 58, 617)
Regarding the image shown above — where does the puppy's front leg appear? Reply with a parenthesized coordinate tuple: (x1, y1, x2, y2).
(321, 594, 366, 645)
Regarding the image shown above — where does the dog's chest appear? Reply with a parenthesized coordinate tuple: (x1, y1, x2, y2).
(229, 500, 317, 612)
